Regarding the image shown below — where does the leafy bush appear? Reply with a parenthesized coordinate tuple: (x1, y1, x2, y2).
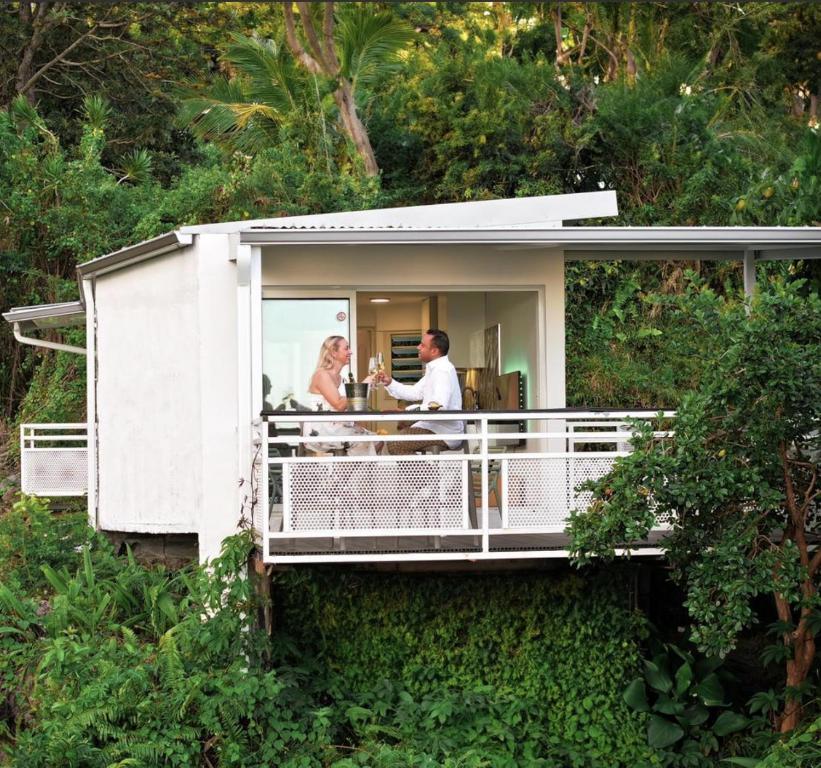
(275, 567, 658, 767)
(0, 495, 87, 593)
(624, 642, 748, 766)
(3, 531, 331, 767)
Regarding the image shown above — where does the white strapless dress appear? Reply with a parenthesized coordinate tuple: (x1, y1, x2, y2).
(303, 390, 376, 456)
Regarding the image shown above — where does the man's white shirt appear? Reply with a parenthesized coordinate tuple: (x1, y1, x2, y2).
(385, 355, 464, 448)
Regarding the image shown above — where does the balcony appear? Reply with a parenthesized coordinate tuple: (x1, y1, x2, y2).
(257, 410, 673, 564)
(20, 423, 88, 497)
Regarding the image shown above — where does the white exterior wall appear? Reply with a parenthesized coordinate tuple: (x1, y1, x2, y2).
(194, 235, 240, 562)
(95, 250, 203, 532)
(94, 235, 239, 560)
(261, 244, 566, 408)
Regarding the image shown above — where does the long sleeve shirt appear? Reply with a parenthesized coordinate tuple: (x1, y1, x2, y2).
(385, 355, 464, 448)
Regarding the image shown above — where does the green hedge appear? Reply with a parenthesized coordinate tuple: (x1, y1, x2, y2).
(275, 568, 659, 767)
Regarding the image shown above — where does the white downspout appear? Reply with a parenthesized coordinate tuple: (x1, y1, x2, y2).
(12, 323, 86, 355)
(82, 277, 97, 530)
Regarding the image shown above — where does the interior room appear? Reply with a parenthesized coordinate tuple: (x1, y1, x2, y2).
(355, 290, 538, 417)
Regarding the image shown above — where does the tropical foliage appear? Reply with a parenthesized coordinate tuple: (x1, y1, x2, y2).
(0, 2, 819, 764)
(569, 284, 821, 733)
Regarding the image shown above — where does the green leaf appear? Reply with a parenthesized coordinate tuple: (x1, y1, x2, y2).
(624, 678, 650, 712)
(674, 661, 693, 696)
(345, 706, 372, 724)
(41, 565, 68, 595)
(721, 758, 761, 767)
(647, 715, 684, 749)
(655, 693, 685, 716)
(0, 626, 28, 636)
(678, 704, 709, 727)
(644, 659, 673, 694)
(712, 711, 748, 737)
(694, 673, 725, 706)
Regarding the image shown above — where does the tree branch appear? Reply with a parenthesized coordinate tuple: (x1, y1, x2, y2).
(17, 21, 100, 97)
(296, 2, 331, 73)
(323, 1, 340, 73)
(282, 1, 323, 75)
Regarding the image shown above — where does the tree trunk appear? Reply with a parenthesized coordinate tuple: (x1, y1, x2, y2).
(333, 81, 379, 177)
(282, 0, 380, 177)
(775, 443, 819, 733)
(779, 616, 816, 733)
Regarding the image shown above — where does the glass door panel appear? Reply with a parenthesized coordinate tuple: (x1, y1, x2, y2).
(262, 298, 351, 411)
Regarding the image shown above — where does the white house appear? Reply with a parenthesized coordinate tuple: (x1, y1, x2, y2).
(5, 192, 820, 565)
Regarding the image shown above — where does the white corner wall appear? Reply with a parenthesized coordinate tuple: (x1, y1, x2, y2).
(94, 235, 239, 557)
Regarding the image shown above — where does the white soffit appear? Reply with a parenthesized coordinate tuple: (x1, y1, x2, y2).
(180, 191, 619, 234)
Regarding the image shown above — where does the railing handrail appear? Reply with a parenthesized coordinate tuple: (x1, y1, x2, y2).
(20, 422, 88, 430)
(260, 409, 676, 422)
(264, 432, 670, 446)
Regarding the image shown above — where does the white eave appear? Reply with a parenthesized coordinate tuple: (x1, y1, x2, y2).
(76, 231, 194, 280)
(239, 225, 821, 261)
(2, 301, 85, 332)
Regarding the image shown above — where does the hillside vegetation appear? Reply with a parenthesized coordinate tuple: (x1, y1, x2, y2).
(0, 3, 818, 765)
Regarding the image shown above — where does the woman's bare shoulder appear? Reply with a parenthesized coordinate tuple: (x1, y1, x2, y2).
(309, 368, 333, 392)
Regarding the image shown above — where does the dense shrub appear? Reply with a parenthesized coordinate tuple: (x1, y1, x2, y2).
(274, 568, 657, 767)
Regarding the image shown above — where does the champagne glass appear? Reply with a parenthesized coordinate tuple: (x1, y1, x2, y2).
(375, 352, 385, 387)
(367, 356, 378, 406)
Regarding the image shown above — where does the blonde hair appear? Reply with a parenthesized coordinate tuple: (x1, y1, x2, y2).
(315, 335, 345, 373)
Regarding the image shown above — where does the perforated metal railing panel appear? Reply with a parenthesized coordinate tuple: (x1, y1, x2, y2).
(285, 459, 467, 531)
(22, 449, 88, 496)
(504, 456, 615, 528)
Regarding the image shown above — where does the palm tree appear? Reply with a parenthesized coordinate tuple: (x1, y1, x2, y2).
(180, 3, 413, 175)
(178, 33, 311, 154)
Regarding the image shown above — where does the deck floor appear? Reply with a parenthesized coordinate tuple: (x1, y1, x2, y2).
(266, 508, 667, 557)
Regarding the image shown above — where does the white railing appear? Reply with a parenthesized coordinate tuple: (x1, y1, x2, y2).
(20, 423, 88, 497)
(259, 410, 674, 563)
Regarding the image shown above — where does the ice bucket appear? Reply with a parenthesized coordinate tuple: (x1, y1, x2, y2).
(345, 382, 369, 412)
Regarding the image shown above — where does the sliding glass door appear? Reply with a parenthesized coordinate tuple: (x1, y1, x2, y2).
(261, 298, 351, 412)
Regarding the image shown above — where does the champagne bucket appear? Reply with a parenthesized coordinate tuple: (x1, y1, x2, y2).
(345, 382, 369, 412)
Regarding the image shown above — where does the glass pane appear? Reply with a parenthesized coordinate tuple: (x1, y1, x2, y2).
(262, 299, 350, 411)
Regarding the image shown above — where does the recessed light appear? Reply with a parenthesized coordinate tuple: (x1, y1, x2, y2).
(369, 298, 390, 303)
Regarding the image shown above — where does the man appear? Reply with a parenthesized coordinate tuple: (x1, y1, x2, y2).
(378, 329, 464, 455)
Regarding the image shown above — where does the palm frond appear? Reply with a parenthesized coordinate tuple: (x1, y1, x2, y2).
(222, 33, 309, 114)
(9, 95, 58, 148)
(118, 149, 152, 185)
(83, 94, 111, 132)
(178, 77, 276, 152)
(337, 8, 414, 93)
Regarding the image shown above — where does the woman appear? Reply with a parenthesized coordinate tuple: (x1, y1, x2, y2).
(305, 336, 376, 455)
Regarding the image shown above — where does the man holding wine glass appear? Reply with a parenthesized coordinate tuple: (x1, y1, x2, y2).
(375, 329, 463, 455)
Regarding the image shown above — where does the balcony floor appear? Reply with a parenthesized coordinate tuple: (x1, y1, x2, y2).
(265, 508, 668, 561)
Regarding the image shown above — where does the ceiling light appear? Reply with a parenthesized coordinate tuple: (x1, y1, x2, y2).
(369, 298, 390, 303)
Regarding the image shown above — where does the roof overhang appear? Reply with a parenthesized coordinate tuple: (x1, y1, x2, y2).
(76, 231, 194, 280)
(240, 226, 821, 261)
(2, 301, 85, 332)
(180, 191, 618, 234)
